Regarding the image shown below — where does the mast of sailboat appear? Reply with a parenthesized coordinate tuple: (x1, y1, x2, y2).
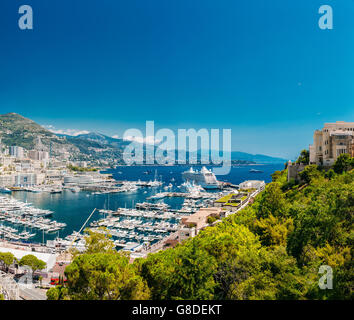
(154, 169, 157, 182)
(69, 208, 97, 250)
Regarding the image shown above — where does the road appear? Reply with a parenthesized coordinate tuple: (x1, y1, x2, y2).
(19, 286, 47, 300)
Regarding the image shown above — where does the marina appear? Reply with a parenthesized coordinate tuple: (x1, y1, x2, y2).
(0, 196, 66, 241)
(0, 165, 282, 251)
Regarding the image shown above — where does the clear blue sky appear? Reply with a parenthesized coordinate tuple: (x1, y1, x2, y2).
(0, 0, 353, 159)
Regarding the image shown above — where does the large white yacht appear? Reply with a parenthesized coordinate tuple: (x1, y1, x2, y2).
(182, 166, 220, 189)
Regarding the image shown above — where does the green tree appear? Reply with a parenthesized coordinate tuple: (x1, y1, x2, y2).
(19, 255, 46, 274)
(46, 286, 69, 300)
(296, 149, 310, 165)
(83, 228, 116, 254)
(140, 239, 217, 300)
(64, 252, 150, 300)
(228, 246, 307, 300)
(0, 252, 15, 272)
(298, 164, 323, 184)
(254, 215, 294, 247)
(255, 182, 288, 218)
(207, 216, 217, 224)
(324, 169, 336, 180)
(333, 154, 353, 174)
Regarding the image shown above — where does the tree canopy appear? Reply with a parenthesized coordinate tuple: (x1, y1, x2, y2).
(47, 155, 354, 300)
(19, 254, 46, 273)
(0, 252, 15, 271)
(47, 229, 149, 300)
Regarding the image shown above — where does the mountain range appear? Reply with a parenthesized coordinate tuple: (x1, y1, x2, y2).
(0, 113, 287, 165)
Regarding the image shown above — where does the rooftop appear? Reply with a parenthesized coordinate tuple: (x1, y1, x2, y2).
(181, 207, 222, 227)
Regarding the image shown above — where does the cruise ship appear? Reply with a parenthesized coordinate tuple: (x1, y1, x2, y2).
(182, 166, 220, 189)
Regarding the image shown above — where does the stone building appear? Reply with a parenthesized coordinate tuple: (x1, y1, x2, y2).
(310, 121, 354, 166)
(287, 161, 306, 183)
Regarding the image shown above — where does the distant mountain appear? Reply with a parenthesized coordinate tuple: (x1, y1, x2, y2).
(0, 113, 288, 165)
(61, 133, 130, 162)
(0, 113, 128, 163)
(73, 132, 121, 145)
(176, 149, 288, 164)
(230, 151, 288, 164)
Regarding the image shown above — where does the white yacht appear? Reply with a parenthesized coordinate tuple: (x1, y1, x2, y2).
(0, 187, 11, 194)
(70, 186, 81, 193)
(182, 166, 220, 189)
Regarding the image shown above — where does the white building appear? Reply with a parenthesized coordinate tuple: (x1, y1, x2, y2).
(14, 173, 45, 186)
(239, 180, 265, 191)
(0, 175, 15, 187)
(28, 150, 49, 161)
(63, 174, 100, 186)
(9, 146, 24, 159)
(310, 121, 354, 166)
(0, 156, 15, 168)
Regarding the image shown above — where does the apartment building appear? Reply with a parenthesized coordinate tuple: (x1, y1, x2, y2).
(0, 174, 16, 187)
(309, 121, 354, 166)
(9, 146, 25, 159)
(28, 150, 49, 161)
(14, 173, 46, 186)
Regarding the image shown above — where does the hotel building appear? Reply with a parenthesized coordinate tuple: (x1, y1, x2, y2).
(309, 121, 354, 166)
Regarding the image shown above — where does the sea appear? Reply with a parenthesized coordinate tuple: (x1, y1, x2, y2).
(1, 164, 284, 244)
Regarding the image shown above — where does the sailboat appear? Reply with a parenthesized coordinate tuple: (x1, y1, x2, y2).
(148, 170, 163, 187)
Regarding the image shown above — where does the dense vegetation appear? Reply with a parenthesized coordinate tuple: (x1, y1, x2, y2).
(47, 154, 353, 300)
(67, 165, 98, 172)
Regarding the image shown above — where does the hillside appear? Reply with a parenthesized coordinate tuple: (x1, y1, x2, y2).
(0, 113, 126, 163)
(231, 151, 288, 164)
(0, 113, 80, 158)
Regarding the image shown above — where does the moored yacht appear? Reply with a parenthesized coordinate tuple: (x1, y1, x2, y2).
(0, 187, 12, 194)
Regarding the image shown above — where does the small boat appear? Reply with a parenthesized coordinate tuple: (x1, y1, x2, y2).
(0, 187, 12, 194)
(50, 189, 62, 194)
(249, 169, 263, 173)
(70, 186, 81, 193)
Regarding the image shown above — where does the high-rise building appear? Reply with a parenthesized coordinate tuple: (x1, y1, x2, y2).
(9, 146, 24, 159)
(28, 150, 49, 161)
(309, 121, 354, 166)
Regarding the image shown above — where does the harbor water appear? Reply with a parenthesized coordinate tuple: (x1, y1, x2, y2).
(1, 164, 284, 245)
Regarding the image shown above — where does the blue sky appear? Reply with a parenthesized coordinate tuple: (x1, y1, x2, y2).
(0, 0, 353, 159)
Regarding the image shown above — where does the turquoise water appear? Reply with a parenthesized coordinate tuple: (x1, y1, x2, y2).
(3, 164, 284, 244)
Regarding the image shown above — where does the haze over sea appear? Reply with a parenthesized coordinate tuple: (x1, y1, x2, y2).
(4, 164, 284, 244)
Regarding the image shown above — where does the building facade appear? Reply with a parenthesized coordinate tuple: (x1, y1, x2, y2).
(28, 150, 49, 161)
(9, 146, 24, 159)
(309, 121, 354, 166)
(178, 207, 222, 242)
